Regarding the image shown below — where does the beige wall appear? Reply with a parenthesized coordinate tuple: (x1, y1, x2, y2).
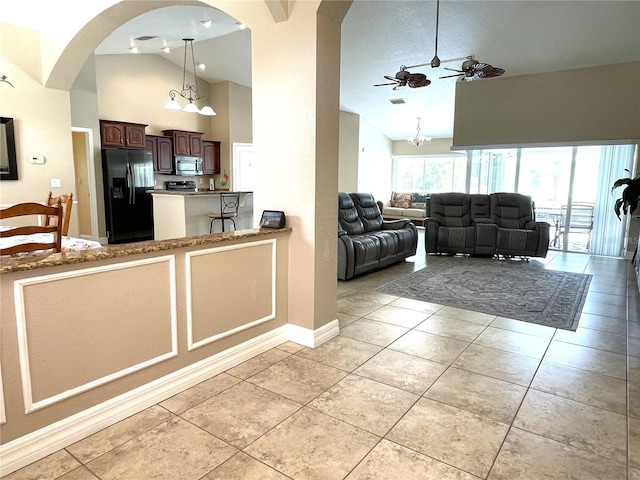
(1, 0, 345, 374)
(453, 62, 640, 149)
(338, 110, 360, 193)
(0, 62, 76, 214)
(248, 0, 343, 331)
(209, 81, 253, 190)
(0, 233, 289, 445)
(95, 54, 214, 136)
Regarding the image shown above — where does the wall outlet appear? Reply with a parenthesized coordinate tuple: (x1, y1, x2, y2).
(50, 178, 61, 188)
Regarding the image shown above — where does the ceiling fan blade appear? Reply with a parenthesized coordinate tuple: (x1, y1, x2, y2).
(383, 75, 398, 81)
(439, 73, 464, 79)
(483, 67, 506, 78)
(471, 63, 492, 72)
(409, 78, 431, 88)
(444, 67, 463, 73)
(373, 82, 398, 87)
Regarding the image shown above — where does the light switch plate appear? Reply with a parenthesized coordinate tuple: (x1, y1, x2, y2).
(30, 155, 45, 164)
(50, 178, 61, 188)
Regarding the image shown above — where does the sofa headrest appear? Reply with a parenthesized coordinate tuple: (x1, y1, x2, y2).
(338, 192, 355, 209)
(350, 193, 383, 232)
(338, 192, 365, 234)
(490, 192, 534, 228)
(350, 193, 376, 208)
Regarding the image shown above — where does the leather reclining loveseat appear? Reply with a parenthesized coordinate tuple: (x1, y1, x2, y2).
(338, 192, 418, 280)
(425, 192, 550, 258)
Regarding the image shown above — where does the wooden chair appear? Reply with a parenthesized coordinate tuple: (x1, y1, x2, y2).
(45, 191, 73, 236)
(0, 202, 63, 255)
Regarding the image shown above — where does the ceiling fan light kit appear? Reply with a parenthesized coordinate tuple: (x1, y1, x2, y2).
(164, 38, 216, 116)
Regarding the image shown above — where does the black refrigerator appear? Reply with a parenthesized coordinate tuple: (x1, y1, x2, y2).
(102, 148, 154, 244)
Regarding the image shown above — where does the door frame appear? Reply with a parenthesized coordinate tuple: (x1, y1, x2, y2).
(71, 127, 99, 241)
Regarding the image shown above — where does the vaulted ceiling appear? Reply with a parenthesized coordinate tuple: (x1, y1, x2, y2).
(75, 1, 640, 140)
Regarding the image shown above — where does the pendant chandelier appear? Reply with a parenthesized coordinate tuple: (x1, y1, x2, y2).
(406, 117, 432, 146)
(164, 39, 216, 116)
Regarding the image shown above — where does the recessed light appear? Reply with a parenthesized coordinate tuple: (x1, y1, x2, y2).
(197, 63, 206, 70)
(236, 22, 246, 30)
(129, 46, 139, 53)
(161, 47, 171, 53)
(201, 20, 212, 28)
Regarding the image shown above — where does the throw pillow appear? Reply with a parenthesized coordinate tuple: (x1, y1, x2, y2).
(392, 192, 412, 209)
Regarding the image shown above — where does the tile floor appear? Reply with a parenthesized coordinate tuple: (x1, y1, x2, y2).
(5, 239, 640, 480)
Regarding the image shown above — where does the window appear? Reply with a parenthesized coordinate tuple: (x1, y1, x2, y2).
(392, 155, 466, 193)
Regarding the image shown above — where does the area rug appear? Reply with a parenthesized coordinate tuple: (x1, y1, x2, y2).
(377, 258, 592, 331)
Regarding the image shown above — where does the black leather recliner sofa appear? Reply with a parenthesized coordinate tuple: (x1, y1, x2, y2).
(425, 192, 550, 258)
(338, 192, 418, 280)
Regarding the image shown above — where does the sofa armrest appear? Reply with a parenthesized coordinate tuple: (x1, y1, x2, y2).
(337, 235, 356, 280)
(424, 217, 440, 254)
(338, 228, 348, 236)
(382, 219, 410, 230)
(533, 221, 550, 257)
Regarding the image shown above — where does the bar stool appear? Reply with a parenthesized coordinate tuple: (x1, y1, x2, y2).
(208, 193, 240, 233)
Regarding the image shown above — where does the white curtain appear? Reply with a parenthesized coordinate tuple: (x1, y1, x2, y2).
(590, 144, 638, 256)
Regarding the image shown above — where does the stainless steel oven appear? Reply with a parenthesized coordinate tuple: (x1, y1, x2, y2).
(175, 156, 203, 176)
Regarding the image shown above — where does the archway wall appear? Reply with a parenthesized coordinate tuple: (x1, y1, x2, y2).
(1, 0, 349, 333)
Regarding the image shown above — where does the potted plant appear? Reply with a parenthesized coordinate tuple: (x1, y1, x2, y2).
(612, 169, 640, 220)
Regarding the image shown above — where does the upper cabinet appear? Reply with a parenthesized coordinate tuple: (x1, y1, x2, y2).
(162, 130, 204, 157)
(146, 135, 174, 174)
(202, 140, 221, 175)
(100, 120, 147, 149)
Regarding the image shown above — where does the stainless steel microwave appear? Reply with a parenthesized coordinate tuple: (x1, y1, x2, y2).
(175, 156, 203, 176)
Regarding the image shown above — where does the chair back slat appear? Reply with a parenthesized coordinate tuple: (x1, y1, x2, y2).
(0, 201, 63, 255)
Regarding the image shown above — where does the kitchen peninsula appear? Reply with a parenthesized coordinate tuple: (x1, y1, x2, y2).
(150, 188, 253, 241)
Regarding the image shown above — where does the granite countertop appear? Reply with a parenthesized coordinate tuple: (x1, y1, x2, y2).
(0, 227, 291, 275)
(148, 190, 253, 196)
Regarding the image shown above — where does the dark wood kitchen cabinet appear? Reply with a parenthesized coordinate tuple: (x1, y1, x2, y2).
(202, 140, 220, 174)
(100, 120, 147, 149)
(162, 130, 204, 157)
(146, 135, 174, 174)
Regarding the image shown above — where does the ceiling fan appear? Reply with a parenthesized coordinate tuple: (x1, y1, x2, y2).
(374, 67, 431, 90)
(439, 56, 505, 81)
(373, 0, 505, 89)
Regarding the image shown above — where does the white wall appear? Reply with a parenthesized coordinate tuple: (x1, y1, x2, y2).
(356, 116, 392, 201)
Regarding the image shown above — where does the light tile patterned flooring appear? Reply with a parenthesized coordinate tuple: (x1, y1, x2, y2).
(6, 243, 640, 479)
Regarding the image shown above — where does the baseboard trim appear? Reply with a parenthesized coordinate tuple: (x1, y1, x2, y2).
(287, 319, 340, 347)
(0, 319, 340, 476)
(0, 324, 288, 476)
